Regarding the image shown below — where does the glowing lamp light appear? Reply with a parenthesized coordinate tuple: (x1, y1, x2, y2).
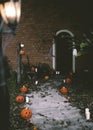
(20, 43, 24, 48)
(0, 0, 21, 31)
(73, 48, 77, 56)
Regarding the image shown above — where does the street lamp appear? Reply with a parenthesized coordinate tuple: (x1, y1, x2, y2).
(17, 42, 24, 87)
(0, 0, 21, 130)
(0, 0, 21, 32)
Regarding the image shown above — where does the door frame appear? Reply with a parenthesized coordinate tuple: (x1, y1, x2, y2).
(52, 29, 76, 73)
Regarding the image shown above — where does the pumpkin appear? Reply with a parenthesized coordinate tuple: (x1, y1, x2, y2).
(20, 50, 25, 55)
(33, 127, 37, 130)
(44, 75, 49, 80)
(65, 77, 71, 84)
(20, 108, 32, 120)
(16, 95, 24, 103)
(69, 71, 74, 76)
(31, 66, 35, 72)
(20, 85, 28, 93)
(60, 86, 68, 94)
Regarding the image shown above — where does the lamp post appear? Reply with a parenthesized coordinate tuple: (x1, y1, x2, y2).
(17, 42, 24, 87)
(0, 0, 21, 130)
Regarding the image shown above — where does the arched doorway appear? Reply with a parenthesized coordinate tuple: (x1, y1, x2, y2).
(52, 29, 75, 75)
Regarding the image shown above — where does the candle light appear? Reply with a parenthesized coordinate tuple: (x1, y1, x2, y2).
(35, 80, 38, 85)
(26, 96, 29, 103)
(85, 108, 90, 120)
(63, 79, 65, 83)
(35, 68, 37, 72)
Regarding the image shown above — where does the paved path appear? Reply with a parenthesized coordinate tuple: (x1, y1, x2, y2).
(25, 78, 93, 130)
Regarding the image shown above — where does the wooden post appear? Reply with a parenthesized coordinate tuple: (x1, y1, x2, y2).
(17, 43, 22, 87)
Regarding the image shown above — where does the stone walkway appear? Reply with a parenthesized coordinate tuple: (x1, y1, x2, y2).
(25, 76, 93, 130)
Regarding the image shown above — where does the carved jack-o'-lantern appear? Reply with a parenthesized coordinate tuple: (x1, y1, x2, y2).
(65, 77, 71, 84)
(20, 85, 28, 93)
(16, 95, 25, 103)
(60, 86, 68, 95)
(20, 108, 32, 120)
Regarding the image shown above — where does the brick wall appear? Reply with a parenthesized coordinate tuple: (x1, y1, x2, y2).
(2, 0, 91, 71)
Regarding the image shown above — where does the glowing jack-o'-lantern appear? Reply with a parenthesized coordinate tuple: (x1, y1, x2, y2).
(20, 108, 32, 120)
(20, 85, 28, 93)
(60, 86, 68, 95)
(15, 95, 25, 103)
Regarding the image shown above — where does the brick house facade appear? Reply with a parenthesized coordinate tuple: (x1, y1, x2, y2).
(2, 0, 93, 72)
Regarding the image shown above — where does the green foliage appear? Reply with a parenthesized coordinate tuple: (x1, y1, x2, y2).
(59, 31, 93, 56)
(8, 71, 34, 130)
(21, 61, 53, 83)
(7, 71, 26, 130)
(37, 63, 52, 78)
(77, 32, 93, 56)
(80, 42, 89, 48)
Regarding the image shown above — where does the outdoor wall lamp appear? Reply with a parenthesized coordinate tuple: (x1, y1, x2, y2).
(72, 48, 77, 73)
(73, 48, 77, 56)
(0, 0, 21, 32)
(20, 42, 24, 48)
(0, 0, 21, 130)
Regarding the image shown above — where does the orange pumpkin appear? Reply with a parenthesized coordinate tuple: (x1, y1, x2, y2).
(20, 85, 28, 93)
(44, 75, 49, 80)
(69, 71, 74, 76)
(33, 127, 37, 130)
(60, 86, 68, 94)
(20, 50, 25, 55)
(16, 95, 25, 103)
(20, 108, 32, 120)
(65, 77, 71, 84)
(31, 66, 35, 72)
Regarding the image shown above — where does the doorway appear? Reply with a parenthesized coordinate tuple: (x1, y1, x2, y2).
(52, 29, 75, 75)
